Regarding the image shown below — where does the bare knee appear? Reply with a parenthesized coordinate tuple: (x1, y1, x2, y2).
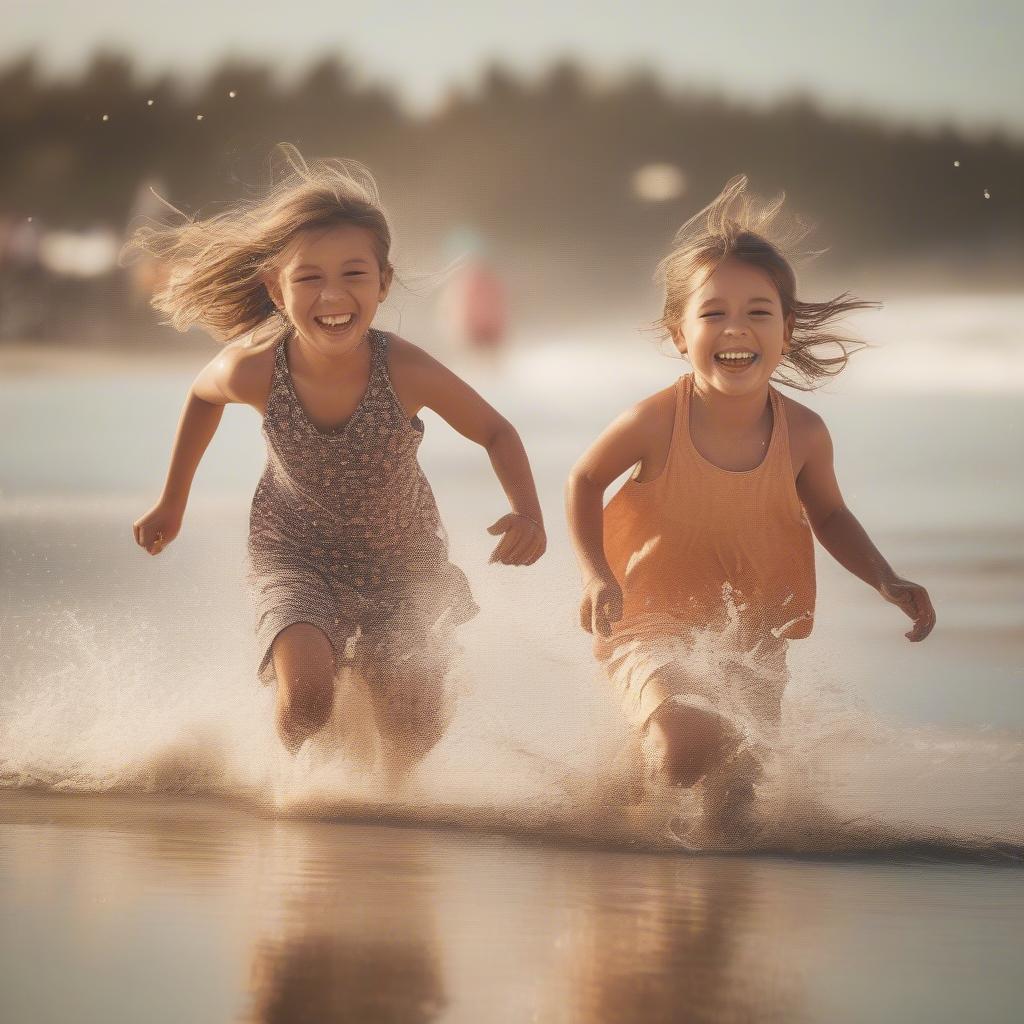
(272, 623, 338, 752)
(644, 701, 735, 788)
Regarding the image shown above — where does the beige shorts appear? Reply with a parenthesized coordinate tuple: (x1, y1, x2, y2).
(600, 625, 790, 742)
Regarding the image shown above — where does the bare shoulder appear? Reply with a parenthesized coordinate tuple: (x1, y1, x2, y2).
(193, 323, 279, 409)
(630, 383, 678, 432)
(573, 382, 678, 485)
(381, 331, 458, 415)
(382, 331, 441, 373)
(779, 392, 832, 472)
(601, 382, 677, 445)
(627, 383, 679, 481)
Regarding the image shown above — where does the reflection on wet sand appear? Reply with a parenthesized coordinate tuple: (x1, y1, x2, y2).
(559, 856, 805, 1024)
(1, 793, 809, 1024)
(2, 792, 1021, 1024)
(239, 816, 811, 1023)
(246, 826, 446, 1023)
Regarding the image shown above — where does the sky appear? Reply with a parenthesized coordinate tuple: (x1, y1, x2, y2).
(7, 0, 1024, 138)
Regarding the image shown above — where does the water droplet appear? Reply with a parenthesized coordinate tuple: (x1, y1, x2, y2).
(983, 188, 991, 199)
(953, 159, 960, 167)
(228, 90, 237, 99)
(147, 99, 154, 107)
(101, 113, 110, 122)
(195, 113, 204, 121)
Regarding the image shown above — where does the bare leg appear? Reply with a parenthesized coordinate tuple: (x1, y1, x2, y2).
(694, 656, 785, 838)
(325, 666, 380, 771)
(644, 698, 737, 788)
(271, 623, 338, 754)
(365, 646, 455, 790)
(601, 658, 729, 801)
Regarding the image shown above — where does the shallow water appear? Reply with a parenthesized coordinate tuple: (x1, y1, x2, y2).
(2, 300, 1023, 1020)
(2, 791, 1022, 1024)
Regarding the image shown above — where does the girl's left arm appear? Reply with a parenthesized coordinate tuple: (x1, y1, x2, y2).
(796, 412, 936, 642)
(394, 341, 546, 566)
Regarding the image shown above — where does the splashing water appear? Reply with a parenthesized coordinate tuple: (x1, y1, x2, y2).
(2, 599, 1020, 864)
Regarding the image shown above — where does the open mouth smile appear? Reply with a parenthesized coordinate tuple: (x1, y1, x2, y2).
(714, 350, 759, 370)
(314, 313, 356, 333)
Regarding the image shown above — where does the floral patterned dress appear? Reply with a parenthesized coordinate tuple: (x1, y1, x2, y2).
(247, 328, 478, 685)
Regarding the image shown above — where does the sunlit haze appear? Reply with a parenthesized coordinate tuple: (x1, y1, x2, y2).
(7, 0, 1024, 136)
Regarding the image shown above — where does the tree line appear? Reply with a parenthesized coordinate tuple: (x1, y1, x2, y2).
(1, 51, 1021, 339)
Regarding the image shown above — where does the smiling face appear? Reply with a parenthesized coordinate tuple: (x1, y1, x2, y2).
(672, 259, 794, 396)
(265, 222, 392, 357)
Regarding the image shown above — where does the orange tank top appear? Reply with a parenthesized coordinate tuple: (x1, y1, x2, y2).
(597, 373, 816, 655)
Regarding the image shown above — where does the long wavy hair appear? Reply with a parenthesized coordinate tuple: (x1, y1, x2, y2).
(656, 175, 876, 390)
(125, 144, 393, 342)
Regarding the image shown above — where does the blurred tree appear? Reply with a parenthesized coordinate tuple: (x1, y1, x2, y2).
(1, 50, 1022, 340)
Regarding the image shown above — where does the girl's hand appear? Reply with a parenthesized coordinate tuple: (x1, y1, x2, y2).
(486, 513, 546, 566)
(579, 575, 623, 637)
(133, 501, 184, 556)
(879, 577, 936, 642)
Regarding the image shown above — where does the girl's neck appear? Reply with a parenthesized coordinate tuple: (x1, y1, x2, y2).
(288, 328, 372, 381)
(691, 373, 771, 434)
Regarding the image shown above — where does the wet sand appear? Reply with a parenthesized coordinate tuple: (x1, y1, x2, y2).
(2, 790, 1022, 1024)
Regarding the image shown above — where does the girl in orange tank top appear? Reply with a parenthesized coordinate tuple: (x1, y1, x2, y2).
(566, 177, 935, 845)
(600, 372, 815, 656)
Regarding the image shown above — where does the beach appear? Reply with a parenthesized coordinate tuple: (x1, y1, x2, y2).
(2, 296, 1023, 1022)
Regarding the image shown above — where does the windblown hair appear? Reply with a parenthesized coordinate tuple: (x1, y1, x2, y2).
(126, 144, 393, 341)
(656, 175, 876, 390)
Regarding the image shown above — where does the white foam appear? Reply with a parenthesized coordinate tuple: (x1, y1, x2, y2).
(2, 600, 1020, 860)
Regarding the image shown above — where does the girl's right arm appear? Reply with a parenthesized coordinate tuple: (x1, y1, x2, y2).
(132, 341, 270, 555)
(565, 389, 674, 636)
